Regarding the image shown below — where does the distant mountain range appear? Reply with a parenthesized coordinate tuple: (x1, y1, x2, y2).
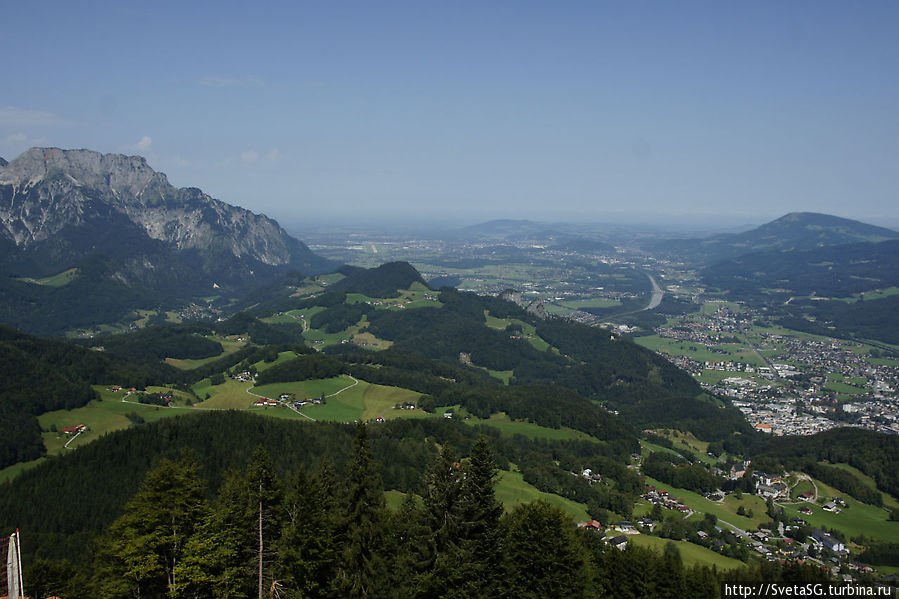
(0, 148, 334, 334)
(654, 212, 899, 264)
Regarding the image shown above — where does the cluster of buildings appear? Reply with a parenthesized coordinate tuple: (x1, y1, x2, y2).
(733, 400, 843, 436)
(641, 486, 694, 516)
(648, 303, 899, 437)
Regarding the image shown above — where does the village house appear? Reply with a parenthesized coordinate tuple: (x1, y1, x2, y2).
(577, 520, 604, 532)
(811, 529, 846, 554)
(607, 535, 628, 551)
(614, 521, 637, 535)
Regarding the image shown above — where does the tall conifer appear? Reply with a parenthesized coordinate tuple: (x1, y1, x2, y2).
(333, 422, 388, 598)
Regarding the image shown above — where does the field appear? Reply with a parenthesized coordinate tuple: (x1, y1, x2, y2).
(485, 369, 513, 385)
(382, 471, 592, 523)
(351, 330, 393, 350)
(346, 282, 442, 311)
(252, 376, 427, 423)
(494, 469, 590, 522)
(634, 335, 764, 366)
(642, 476, 767, 531)
(194, 378, 256, 409)
(166, 338, 248, 370)
(38, 386, 202, 454)
(554, 297, 622, 311)
(484, 312, 552, 352)
(0, 458, 47, 484)
(628, 534, 746, 570)
(16, 267, 79, 287)
(827, 463, 899, 511)
(649, 430, 719, 465)
(466, 413, 594, 442)
(779, 477, 899, 542)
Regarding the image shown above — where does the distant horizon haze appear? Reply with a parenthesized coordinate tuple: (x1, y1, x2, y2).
(2, 3, 897, 230)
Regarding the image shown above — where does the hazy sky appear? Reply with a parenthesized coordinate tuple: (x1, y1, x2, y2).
(1, 1, 897, 228)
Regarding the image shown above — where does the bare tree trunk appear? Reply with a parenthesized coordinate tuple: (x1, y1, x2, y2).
(258, 496, 264, 599)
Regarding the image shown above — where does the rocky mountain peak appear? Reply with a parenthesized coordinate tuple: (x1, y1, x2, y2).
(0, 147, 332, 288)
(0, 147, 170, 200)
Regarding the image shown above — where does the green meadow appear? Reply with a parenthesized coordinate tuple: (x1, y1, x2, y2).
(642, 476, 767, 531)
(779, 477, 899, 542)
(468, 413, 594, 442)
(252, 376, 426, 423)
(484, 311, 552, 352)
(629, 534, 746, 570)
(38, 386, 200, 454)
(494, 469, 590, 522)
(827, 463, 899, 511)
(634, 335, 764, 366)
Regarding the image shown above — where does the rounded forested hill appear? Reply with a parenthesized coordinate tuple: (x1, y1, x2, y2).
(330, 261, 427, 297)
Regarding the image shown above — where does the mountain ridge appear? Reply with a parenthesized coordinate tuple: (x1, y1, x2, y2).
(653, 211, 899, 264)
(0, 148, 336, 334)
(0, 147, 333, 280)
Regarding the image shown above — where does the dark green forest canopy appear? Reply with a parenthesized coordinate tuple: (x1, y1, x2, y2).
(0, 321, 312, 470)
(749, 427, 899, 500)
(331, 261, 426, 297)
(12, 418, 840, 599)
(702, 239, 899, 301)
(0, 412, 635, 565)
(0, 325, 180, 469)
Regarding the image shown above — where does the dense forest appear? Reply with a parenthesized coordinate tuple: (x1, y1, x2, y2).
(702, 239, 899, 301)
(7, 418, 837, 599)
(776, 295, 899, 346)
(749, 427, 899, 500)
(700, 239, 899, 344)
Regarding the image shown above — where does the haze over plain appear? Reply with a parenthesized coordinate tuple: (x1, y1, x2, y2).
(1, 1, 897, 228)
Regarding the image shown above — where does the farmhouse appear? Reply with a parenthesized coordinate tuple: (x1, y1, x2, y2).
(577, 520, 604, 532)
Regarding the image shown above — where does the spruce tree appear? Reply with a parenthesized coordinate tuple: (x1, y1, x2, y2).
(419, 445, 466, 597)
(93, 455, 209, 598)
(387, 493, 432, 596)
(275, 463, 338, 598)
(333, 422, 389, 598)
(502, 501, 595, 599)
(174, 471, 255, 599)
(457, 437, 504, 597)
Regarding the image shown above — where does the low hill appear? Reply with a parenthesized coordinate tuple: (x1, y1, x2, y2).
(702, 238, 899, 300)
(702, 239, 899, 344)
(331, 261, 426, 297)
(0, 325, 177, 469)
(654, 212, 899, 265)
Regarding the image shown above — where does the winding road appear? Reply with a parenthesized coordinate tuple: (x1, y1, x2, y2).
(246, 375, 360, 422)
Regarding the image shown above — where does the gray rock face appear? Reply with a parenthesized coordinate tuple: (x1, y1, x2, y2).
(0, 147, 331, 284)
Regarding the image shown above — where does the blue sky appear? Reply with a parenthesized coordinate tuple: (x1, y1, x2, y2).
(1, 1, 897, 228)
